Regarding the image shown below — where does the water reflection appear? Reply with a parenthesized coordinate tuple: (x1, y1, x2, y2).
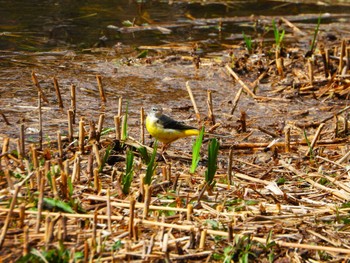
(1, 0, 350, 51)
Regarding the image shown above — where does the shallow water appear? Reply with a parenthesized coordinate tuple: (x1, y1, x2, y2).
(1, 0, 350, 52)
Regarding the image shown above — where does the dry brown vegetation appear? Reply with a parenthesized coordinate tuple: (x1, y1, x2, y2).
(1, 13, 350, 263)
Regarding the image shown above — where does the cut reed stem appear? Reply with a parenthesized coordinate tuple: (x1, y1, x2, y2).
(38, 92, 43, 150)
(67, 109, 74, 142)
(186, 81, 200, 121)
(53, 77, 64, 108)
(96, 75, 107, 103)
(31, 71, 49, 103)
(70, 84, 76, 124)
(78, 119, 85, 154)
(207, 90, 215, 124)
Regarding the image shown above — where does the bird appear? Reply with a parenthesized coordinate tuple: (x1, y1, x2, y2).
(145, 106, 199, 150)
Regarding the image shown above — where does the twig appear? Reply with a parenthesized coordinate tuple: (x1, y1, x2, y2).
(0, 112, 10, 125)
(308, 59, 314, 85)
(140, 107, 145, 144)
(38, 92, 43, 150)
(337, 149, 350, 164)
(207, 90, 215, 124)
(57, 130, 63, 158)
(227, 147, 234, 185)
(187, 204, 193, 221)
(280, 160, 350, 201)
(0, 185, 21, 249)
(1, 137, 9, 167)
(72, 152, 81, 183)
(143, 184, 152, 219)
(280, 17, 306, 36)
(305, 123, 325, 157)
(339, 39, 346, 75)
(240, 111, 247, 132)
(96, 75, 107, 103)
(114, 116, 121, 141)
(19, 123, 25, 158)
(31, 144, 39, 169)
(319, 44, 329, 78)
(118, 97, 123, 117)
(257, 126, 279, 138)
(93, 168, 100, 193)
(186, 81, 200, 121)
(79, 119, 85, 154)
(97, 114, 105, 142)
(67, 109, 74, 142)
(284, 126, 291, 153)
(276, 49, 284, 77)
(36, 171, 45, 233)
(70, 84, 76, 124)
(225, 64, 256, 98)
(129, 197, 136, 239)
(53, 77, 64, 108)
(230, 87, 243, 115)
(31, 71, 49, 103)
(199, 229, 207, 250)
(106, 188, 112, 232)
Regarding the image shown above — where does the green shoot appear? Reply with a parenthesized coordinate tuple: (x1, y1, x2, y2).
(242, 32, 253, 54)
(272, 19, 285, 49)
(190, 126, 205, 174)
(46, 170, 53, 189)
(99, 145, 112, 173)
(67, 176, 73, 198)
(122, 20, 134, 27)
(310, 15, 322, 54)
(144, 140, 158, 185)
(205, 138, 219, 186)
(101, 127, 116, 136)
(137, 50, 148, 58)
(43, 197, 74, 213)
(121, 149, 134, 195)
(121, 101, 129, 141)
(303, 130, 314, 160)
(138, 146, 150, 164)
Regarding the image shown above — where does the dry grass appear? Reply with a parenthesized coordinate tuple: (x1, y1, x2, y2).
(1, 15, 350, 263)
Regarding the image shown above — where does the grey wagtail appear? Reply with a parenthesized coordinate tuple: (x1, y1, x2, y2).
(145, 107, 199, 149)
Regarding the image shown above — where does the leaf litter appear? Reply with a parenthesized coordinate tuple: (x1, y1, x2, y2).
(1, 11, 350, 263)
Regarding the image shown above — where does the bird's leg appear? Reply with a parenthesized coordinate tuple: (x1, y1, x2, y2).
(161, 143, 170, 163)
(161, 143, 170, 153)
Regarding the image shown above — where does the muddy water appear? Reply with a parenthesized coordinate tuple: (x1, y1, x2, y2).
(1, 0, 350, 150)
(1, 0, 350, 51)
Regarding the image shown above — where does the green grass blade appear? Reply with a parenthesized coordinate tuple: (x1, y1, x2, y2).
(67, 176, 73, 198)
(310, 14, 321, 53)
(190, 126, 205, 174)
(43, 197, 75, 213)
(272, 19, 279, 47)
(122, 149, 134, 195)
(121, 101, 129, 141)
(242, 31, 252, 54)
(272, 19, 284, 48)
(279, 29, 285, 46)
(138, 146, 150, 164)
(205, 138, 219, 186)
(99, 145, 112, 173)
(303, 129, 314, 160)
(144, 140, 158, 185)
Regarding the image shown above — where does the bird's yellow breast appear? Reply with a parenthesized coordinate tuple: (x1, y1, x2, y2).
(146, 115, 198, 144)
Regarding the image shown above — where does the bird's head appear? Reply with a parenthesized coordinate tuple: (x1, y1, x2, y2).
(149, 106, 163, 118)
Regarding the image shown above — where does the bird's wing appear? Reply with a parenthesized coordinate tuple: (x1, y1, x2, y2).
(159, 115, 197, 130)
